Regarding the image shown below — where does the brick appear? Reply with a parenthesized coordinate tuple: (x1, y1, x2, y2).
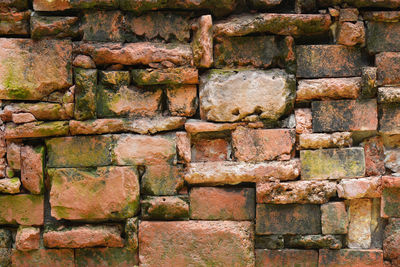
(362, 136, 386, 176)
(295, 108, 312, 134)
(73, 55, 95, 69)
(1, 102, 71, 121)
(378, 86, 400, 103)
(348, 199, 372, 248)
(113, 134, 176, 165)
(232, 127, 295, 162)
(0, 195, 43, 226)
(125, 11, 190, 42)
(385, 149, 400, 175)
(256, 249, 318, 267)
(255, 235, 284, 249)
(141, 164, 184, 195)
(141, 196, 189, 220)
(214, 36, 281, 68)
(190, 187, 255, 220)
(377, 52, 400, 85)
(75, 248, 138, 267)
(361, 66, 378, 98)
(166, 85, 197, 117)
(44, 225, 123, 248)
(380, 103, 400, 134)
(0, 178, 20, 194)
(5, 121, 69, 139)
(337, 177, 382, 199)
(299, 132, 352, 149)
(125, 217, 138, 250)
(0, 10, 30, 35)
(312, 99, 378, 132)
(372, 198, 386, 249)
(12, 113, 35, 124)
(337, 21, 366, 46)
(74, 42, 193, 66)
(192, 15, 213, 68)
(257, 180, 336, 204)
(296, 45, 367, 78)
(81, 11, 124, 42)
(214, 13, 331, 37)
(139, 221, 254, 266)
(21, 145, 44, 194)
(285, 235, 343, 249)
(46, 135, 112, 168)
(15, 227, 40, 251)
(383, 218, 400, 261)
(0, 39, 72, 100)
(185, 160, 300, 185)
(200, 69, 295, 122)
(367, 22, 400, 53)
(6, 140, 21, 170)
(11, 249, 74, 267)
(339, 8, 359, 22)
(318, 249, 384, 267)
(131, 68, 198, 86)
(0, 0, 29, 10)
(363, 11, 400, 22)
(256, 204, 321, 235)
(382, 176, 400, 218)
(321, 202, 348, 234)
(74, 68, 97, 120)
(176, 132, 191, 163)
(184, 119, 262, 134)
(31, 14, 80, 39)
(48, 166, 139, 221)
(0, 229, 12, 248)
(300, 148, 365, 180)
(192, 138, 229, 162)
(0, 248, 11, 267)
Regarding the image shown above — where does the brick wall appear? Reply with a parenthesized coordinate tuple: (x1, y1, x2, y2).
(0, 0, 399, 266)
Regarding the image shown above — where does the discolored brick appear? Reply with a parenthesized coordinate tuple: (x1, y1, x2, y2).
(11, 249, 74, 267)
(256, 249, 318, 267)
(192, 138, 229, 162)
(318, 249, 384, 267)
(141, 196, 189, 220)
(337, 177, 382, 199)
(166, 85, 197, 117)
(367, 22, 400, 53)
(376, 52, 400, 85)
(74, 68, 97, 120)
(75, 248, 138, 267)
(0, 195, 43, 226)
(362, 136, 386, 176)
(381, 176, 400, 218)
(380, 103, 400, 134)
(141, 164, 184, 196)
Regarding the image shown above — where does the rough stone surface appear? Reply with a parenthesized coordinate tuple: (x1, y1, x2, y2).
(0, 39, 72, 100)
(15, 227, 40, 251)
(0, 229, 12, 248)
(200, 69, 295, 122)
(0, 195, 43, 225)
(296, 45, 367, 78)
(297, 77, 361, 101)
(176, 132, 191, 163)
(337, 21, 366, 46)
(44, 225, 124, 248)
(321, 202, 349, 234)
(256, 204, 321, 235)
(185, 160, 301, 185)
(190, 187, 255, 220)
(311, 99, 378, 132)
(319, 249, 384, 267)
(361, 66, 378, 98)
(295, 108, 312, 134)
(12, 113, 35, 124)
(74, 68, 97, 120)
(81, 11, 124, 42)
(384, 150, 400, 175)
(21, 145, 44, 194)
(166, 85, 197, 117)
(256, 180, 336, 204)
(337, 177, 382, 199)
(0, 10, 30, 35)
(256, 249, 318, 267)
(0, 178, 20, 194)
(139, 221, 255, 267)
(48, 166, 140, 221)
(300, 148, 366, 180)
(232, 127, 295, 162)
(380, 104, 400, 134)
(255, 235, 284, 249)
(31, 14, 80, 39)
(131, 68, 198, 85)
(378, 86, 400, 103)
(141, 196, 189, 220)
(347, 199, 372, 249)
(299, 132, 352, 149)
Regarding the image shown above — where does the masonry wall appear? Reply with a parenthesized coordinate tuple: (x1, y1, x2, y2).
(0, 0, 400, 266)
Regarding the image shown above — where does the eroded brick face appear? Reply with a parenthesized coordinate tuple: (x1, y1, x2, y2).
(0, 2, 397, 266)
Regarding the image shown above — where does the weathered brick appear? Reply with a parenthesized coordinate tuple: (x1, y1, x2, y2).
(190, 187, 255, 220)
(299, 132, 352, 149)
(285, 235, 343, 250)
(337, 21, 366, 46)
(339, 8, 359, 22)
(337, 177, 382, 199)
(73, 55, 95, 69)
(311, 99, 378, 132)
(380, 103, 400, 134)
(1, 102, 72, 122)
(6, 140, 20, 170)
(141, 196, 189, 220)
(321, 202, 348, 235)
(296, 45, 367, 78)
(0, 229, 12, 248)
(383, 218, 400, 262)
(200, 69, 295, 122)
(385, 149, 400, 175)
(382, 176, 400, 218)
(300, 148, 365, 180)
(139, 221, 254, 266)
(295, 108, 312, 134)
(75, 248, 138, 267)
(256, 204, 321, 235)
(0, 178, 20, 194)
(367, 22, 400, 53)
(319, 249, 384, 267)
(11, 249, 74, 267)
(74, 68, 97, 120)
(82, 11, 124, 42)
(166, 85, 197, 117)
(0, 195, 43, 225)
(0, 10, 30, 35)
(363, 11, 400, 22)
(21, 145, 44, 194)
(257, 181, 336, 204)
(12, 113, 35, 124)
(376, 52, 400, 85)
(255, 235, 284, 249)
(46, 135, 112, 168)
(141, 164, 184, 196)
(31, 14, 80, 39)
(113, 134, 176, 166)
(176, 132, 191, 163)
(362, 136, 386, 176)
(44, 225, 123, 248)
(192, 15, 213, 68)
(5, 121, 69, 139)
(232, 127, 294, 162)
(0, 248, 11, 267)
(192, 138, 229, 162)
(0, 39, 72, 100)
(348, 199, 372, 248)
(185, 160, 300, 185)
(15, 227, 40, 251)
(378, 86, 400, 103)
(48, 166, 139, 221)
(256, 249, 318, 267)
(131, 68, 198, 86)
(361, 66, 378, 98)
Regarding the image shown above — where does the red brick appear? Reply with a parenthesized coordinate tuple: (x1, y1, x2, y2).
(381, 176, 400, 218)
(377, 52, 400, 85)
(190, 187, 255, 220)
(21, 145, 44, 194)
(339, 8, 359, 22)
(141, 196, 189, 220)
(192, 138, 229, 162)
(318, 249, 384, 267)
(367, 21, 400, 53)
(232, 127, 295, 162)
(75, 248, 138, 267)
(383, 218, 400, 262)
(131, 68, 198, 85)
(15, 227, 40, 251)
(139, 221, 254, 266)
(11, 249, 74, 267)
(141, 164, 184, 196)
(363, 136, 386, 176)
(337, 21, 365, 46)
(176, 132, 191, 163)
(166, 85, 197, 117)
(0, 195, 43, 226)
(256, 249, 318, 267)
(337, 177, 382, 199)
(380, 103, 400, 134)
(295, 108, 312, 134)
(321, 202, 348, 234)
(192, 15, 213, 68)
